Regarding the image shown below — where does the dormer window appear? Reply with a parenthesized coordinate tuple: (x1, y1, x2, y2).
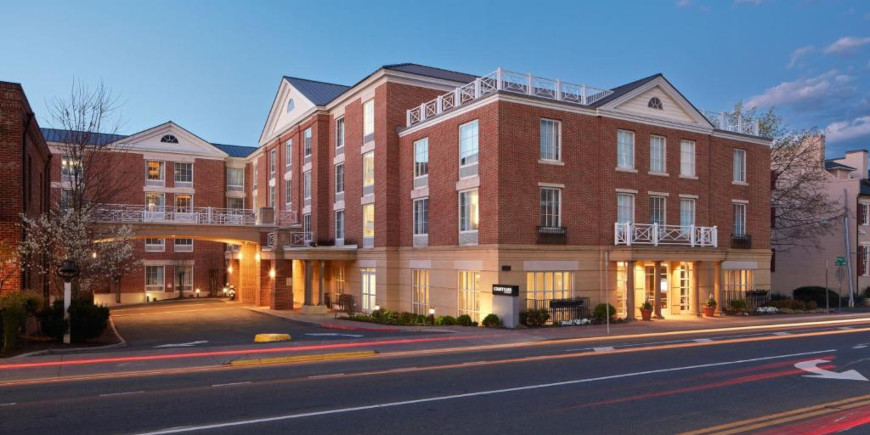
(160, 134, 178, 144)
(648, 97, 663, 110)
(287, 98, 295, 113)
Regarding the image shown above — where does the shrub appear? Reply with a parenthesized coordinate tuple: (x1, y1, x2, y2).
(456, 314, 475, 327)
(706, 298, 717, 308)
(793, 286, 838, 308)
(436, 315, 457, 326)
(593, 303, 616, 321)
(770, 292, 789, 301)
(69, 300, 110, 343)
(520, 309, 550, 327)
(863, 286, 870, 299)
(768, 299, 806, 311)
(481, 314, 502, 328)
(398, 311, 414, 325)
(854, 295, 867, 306)
(805, 300, 817, 310)
(39, 300, 67, 341)
(641, 301, 653, 311)
(0, 293, 29, 352)
(729, 299, 747, 311)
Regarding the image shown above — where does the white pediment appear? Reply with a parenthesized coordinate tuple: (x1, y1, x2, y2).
(602, 76, 713, 129)
(112, 122, 228, 158)
(259, 78, 316, 146)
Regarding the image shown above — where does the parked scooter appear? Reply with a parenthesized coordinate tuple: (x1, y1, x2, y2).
(222, 284, 236, 301)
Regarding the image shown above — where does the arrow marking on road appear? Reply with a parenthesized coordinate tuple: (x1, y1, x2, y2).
(305, 333, 364, 338)
(154, 340, 209, 348)
(794, 359, 868, 381)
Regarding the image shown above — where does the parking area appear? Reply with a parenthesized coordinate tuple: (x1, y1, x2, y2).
(110, 299, 415, 351)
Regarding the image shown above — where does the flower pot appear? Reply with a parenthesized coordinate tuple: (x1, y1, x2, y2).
(704, 306, 716, 317)
(640, 308, 653, 321)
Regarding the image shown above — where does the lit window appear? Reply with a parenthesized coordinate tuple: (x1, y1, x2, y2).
(459, 189, 479, 232)
(458, 270, 480, 321)
(411, 270, 430, 315)
(363, 152, 374, 187)
(175, 194, 192, 213)
(363, 203, 375, 241)
(146, 161, 165, 182)
(540, 119, 561, 161)
(526, 271, 574, 303)
(648, 97, 663, 110)
(160, 134, 178, 144)
(145, 266, 165, 291)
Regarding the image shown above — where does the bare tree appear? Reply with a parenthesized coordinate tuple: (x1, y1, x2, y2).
(735, 103, 841, 251)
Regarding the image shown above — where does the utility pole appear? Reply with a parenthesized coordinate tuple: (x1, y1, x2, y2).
(844, 189, 855, 308)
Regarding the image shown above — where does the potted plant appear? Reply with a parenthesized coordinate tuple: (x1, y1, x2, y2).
(704, 298, 717, 317)
(640, 301, 653, 321)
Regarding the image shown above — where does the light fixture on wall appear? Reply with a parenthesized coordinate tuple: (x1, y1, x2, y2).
(255, 253, 261, 262)
(269, 268, 276, 279)
(374, 305, 381, 312)
(227, 265, 233, 274)
(238, 252, 243, 260)
(429, 307, 435, 315)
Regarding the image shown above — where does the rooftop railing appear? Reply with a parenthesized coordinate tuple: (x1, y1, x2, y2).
(702, 110, 760, 136)
(406, 68, 613, 127)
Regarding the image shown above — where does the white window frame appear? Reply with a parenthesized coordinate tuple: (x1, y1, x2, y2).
(363, 203, 375, 246)
(459, 189, 479, 233)
(362, 151, 375, 188)
(617, 130, 635, 170)
(540, 119, 561, 162)
(285, 139, 293, 170)
(361, 268, 376, 313)
(680, 198, 696, 229)
(303, 171, 311, 200)
(269, 149, 276, 178)
(336, 117, 345, 151)
(650, 135, 666, 174)
(363, 100, 375, 139)
(146, 160, 165, 185)
(335, 209, 345, 241)
(145, 266, 165, 292)
(733, 202, 747, 236)
(733, 149, 747, 183)
(285, 178, 292, 210)
(303, 213, 311, 241)
(174, 238, 194, 253)
(649, 195, 666, 225)
(145, 238, 165, 252)
(414, 138, 429, 179)
(459, 120, 479, 168)
(335, 163, 345, 194)
(411, 269, 430, 315)
(862, 203, 870, 226)
(252, 159, 259, 189)
(457, 270, 480, 321)
(680, 140, 696, 178)
(413, 197, 429, 236)
(616, 193, 635, 224)
(304, 128, 312, 157)
(174, 162, 193, 187)
(227, 167, 244, 190)
(540, 187, 561, 227)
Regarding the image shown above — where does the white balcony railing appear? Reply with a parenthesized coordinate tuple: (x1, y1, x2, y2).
(406, 68, 613, 127)
(93, 204, 258, 226)
(290, 232, 313, 247)
(702, 110, 760, 136)
(614, 223, 717, 247)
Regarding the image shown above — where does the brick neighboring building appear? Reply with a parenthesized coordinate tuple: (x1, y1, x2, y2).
(0, 82, 51, 295)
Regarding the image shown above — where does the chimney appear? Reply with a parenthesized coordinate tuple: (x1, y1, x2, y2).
(841, 148, 868, 180)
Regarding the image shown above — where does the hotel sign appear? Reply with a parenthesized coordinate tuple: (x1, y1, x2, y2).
(492, 284, 519, 297)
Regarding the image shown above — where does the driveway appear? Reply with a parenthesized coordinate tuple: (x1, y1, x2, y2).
(110, 299, 413, 351)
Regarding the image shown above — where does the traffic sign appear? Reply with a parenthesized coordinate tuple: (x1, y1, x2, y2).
(835, 256, 846, 267)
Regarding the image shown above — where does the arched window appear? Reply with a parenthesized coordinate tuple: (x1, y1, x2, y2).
(287, 98, 295, 113)
(648, 97, 663, 110)
(160, 134, 178, 144)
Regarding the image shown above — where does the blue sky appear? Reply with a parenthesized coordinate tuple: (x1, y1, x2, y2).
(1, 0, 868, 156)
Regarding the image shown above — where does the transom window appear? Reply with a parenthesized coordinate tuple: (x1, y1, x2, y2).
(160, 134, 178, 144)
(540, 119, 561, 161)
(414, 138, 429, 178)
(617, 130, 635, 170)
(540, 187, 561, 227)
(648, 97, 663, 110)
(650, 135, 666, 173)
(459, 120, 479, 167)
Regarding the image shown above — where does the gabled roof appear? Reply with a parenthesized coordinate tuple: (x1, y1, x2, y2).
(41, 128, 127, 146)
(588, 73, 663, 108)
(213, 143, 257, 158)
(824, 160, 855, 171)
(383, 63, 478, 84)
(283, 77, 350, 106)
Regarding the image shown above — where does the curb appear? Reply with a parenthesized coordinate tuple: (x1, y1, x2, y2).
(11, 317, 128, 359)
(230, 350, 377, 367)
(321, 322, 402, 333)
(254, 333, 292, 343)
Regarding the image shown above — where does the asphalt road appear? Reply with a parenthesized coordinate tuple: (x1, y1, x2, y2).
(1, 321, 868, 434)
(110, 299, 419, 351)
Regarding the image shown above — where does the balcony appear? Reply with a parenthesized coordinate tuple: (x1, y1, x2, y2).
(614, 223, 717, 247)
(93, 204, 257, 226)
(731, 234, 752, 249)
(406, 68, 613, 127)
(537, 226, 567, 245)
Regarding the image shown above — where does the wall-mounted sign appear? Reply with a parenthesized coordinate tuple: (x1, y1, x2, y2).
(492, 284, 519, 297)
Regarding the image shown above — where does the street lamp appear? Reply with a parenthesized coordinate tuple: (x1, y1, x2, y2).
(57, 259, 79, 345)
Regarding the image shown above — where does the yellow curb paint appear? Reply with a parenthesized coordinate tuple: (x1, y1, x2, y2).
(230, 351, 376, 367)
(253, 333, 292, 343)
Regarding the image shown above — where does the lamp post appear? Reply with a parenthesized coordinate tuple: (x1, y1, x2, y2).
(57, 259, 79, 345)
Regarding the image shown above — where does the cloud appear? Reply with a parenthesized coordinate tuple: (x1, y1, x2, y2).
(826, 116, 870, 143)
(676, 0, 692, 6)
(734, 0, 770, 4)
(746, 70, 855, 109)
(824, 36, 870, 55)
(675, 0, 709, 11)
(787, 45, 814, 69)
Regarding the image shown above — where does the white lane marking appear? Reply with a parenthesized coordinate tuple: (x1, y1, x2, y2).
(0, 402, 16, 407)
(773, 332, 790, 336)
(307, 374, 345, 380)
(211, 382, 251, 388)
(794, 359, 869, 381)
(112, 307, 237, 317)
(593, 346, 615, 352)
(154, 340, 209, 348)
(853, 344, 868, 349)
(838, 327, 854, 330)
(134, 349, 836, 435)
(305, 333, 365, 338)
(694, 339, 713, 343)
(99, 390, 144, 397)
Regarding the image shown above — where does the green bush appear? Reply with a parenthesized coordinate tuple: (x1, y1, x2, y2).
(398, 311, 414, 325)
(436, 315, 457, 326)
(520, 309, 550, 327)
(456, 314, 475, 327)
(593, 303, 616, 321)
(793, 286, 839, 308)
(1, 293, 28, 352)
(481, 313, 502, 328)
(39, 300, 67, 341)
(768, 299, 808, 311)
(729, 299, 747, 311)
(770, 292, 789, 301)
(69, 300, 110, 343)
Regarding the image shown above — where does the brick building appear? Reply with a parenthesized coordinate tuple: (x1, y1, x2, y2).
(0, 81, 51, 295)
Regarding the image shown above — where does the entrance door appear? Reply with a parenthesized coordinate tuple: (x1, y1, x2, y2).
(644, 265, 668, 310)
(361, 268, 376, 312)
(678, 264, 691, 313)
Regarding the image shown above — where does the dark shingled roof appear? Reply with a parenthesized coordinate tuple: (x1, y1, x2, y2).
(383, 63, 478, 84)
(587, 73, 663, 108)
(861, 180, 870, 196)
(213, 143, 257, 158)
(41, 128, 127, 146)
(825, 160, 855, 171)
(283, 77, 351, 106)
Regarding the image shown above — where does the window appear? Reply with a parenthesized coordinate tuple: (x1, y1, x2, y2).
(724, 269, 753, 294)
(680, 140, 696, 177)
(680, 198, 696, 228)
(526, 271, 574, 303)
(61, 155, 82, 180)
(174, 238, 193, 253)
(458, 271, 480, 321)
(617, 130, 635, 170)
(268, 185, 275, 207)
(333, 266, 346, 294)
(412, 270, 430, 315)
(861, 246, 870, 276)
(145, 192, 165, 211)
(146, 161, 165, 184)
(287, 98, 295, 113)
(227, 197, 244, 211)
(648, 97, 663, 110)
(303, 171, 311, 200)
(363, 204, 375, 246)
(540, 187, 561, 227)
(336, 117, 345, 151)
(649, 196, 666, 225)
(60, 189, 72, 210)
(361, 268, 376, 312)
(285, 179, 292, 210)
(145, 238, 164, 252)
(414, 138, 429, 179)
(363, 99, 374, 140)
(861, 203, 870, 226)
(175, 265, 193, 291)
(362, 152, 374, 189)
(160, 134, 178, 144)
(252, 159, 258, 189)
(459, 189, 479, 232)
(174, 162, 193, 187)
(227, 167, 244, 190)
(335, 164, 345, 194)
(733, 202, 747, 236)
(304, 128, 312, 157)
(413, 198, 429, 235)
(459, 121, 479, 167)
(335, 210, 345, 240)
(617, 193, 634, 223)
(302, 213, 311, 240)
(540, 119, 561, 161)
(650, 135, 666, 173)
(733, 149, 747, 183)
(285, 140, 293, 170)
(145, 266, 165, 291)
(175, 194, 192, 213)
(269, 149, 276, 178)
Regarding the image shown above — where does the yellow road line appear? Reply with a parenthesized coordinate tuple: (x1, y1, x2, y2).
(230, 351, 376, 367)
(679, 394, 870, 435)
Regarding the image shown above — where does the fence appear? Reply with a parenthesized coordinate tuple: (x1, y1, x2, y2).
(526, 297, 591, 324)
(723, 290, 770, 312)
